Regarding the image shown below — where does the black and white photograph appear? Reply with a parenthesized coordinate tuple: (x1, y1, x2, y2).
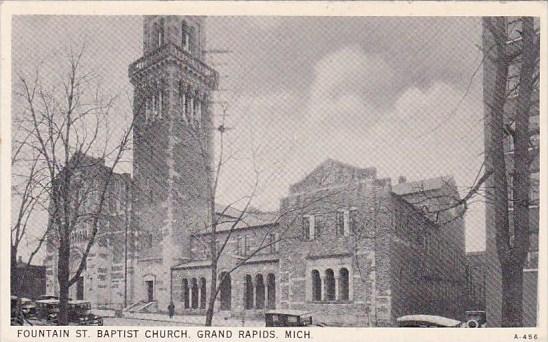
(3, 2, 544, 335)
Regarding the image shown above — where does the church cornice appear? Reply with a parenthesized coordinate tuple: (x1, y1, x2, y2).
(129, 43, 218, 90)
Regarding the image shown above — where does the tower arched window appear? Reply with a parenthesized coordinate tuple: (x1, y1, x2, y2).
(185, 91, 193, 121)
(325, 269, 335, 301)
(151, 22, 159, 48)
(179, 81, 187, 122)
(158, 18, 165, 47)
(339, 268, 349, 301)
(189, 95, 195, 121)
(195, 98, 202, 125)
(312, 270, 322, 301)
(158, 80, 165, 118)
(188, 25, 196, 55)
(182, 21, 190, 52)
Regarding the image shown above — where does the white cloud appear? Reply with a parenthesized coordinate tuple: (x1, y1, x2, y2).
(306, 45, 395, 129)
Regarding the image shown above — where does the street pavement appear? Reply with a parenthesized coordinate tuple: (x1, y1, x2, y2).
(104, 317, 191, 326)
(118, 312, 264, 327)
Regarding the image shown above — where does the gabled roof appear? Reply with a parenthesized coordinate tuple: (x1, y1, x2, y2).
(289, 159, 377, 194)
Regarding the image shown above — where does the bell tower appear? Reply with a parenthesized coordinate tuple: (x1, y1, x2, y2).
(128, 15, 217, 307)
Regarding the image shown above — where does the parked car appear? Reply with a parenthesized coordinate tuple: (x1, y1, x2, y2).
(464, 310, 487, 328)
(67, 300, 103, 326)
(396, 314, 462, 327)
(265, 310, 326, 327)
(11, 296, 24, 326)
(36, 299, 60, 324)
(37, 295, 59, 301)
(20, 297, 37, 318)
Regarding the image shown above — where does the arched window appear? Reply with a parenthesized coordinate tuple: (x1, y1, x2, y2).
(325, 269, 335, 301)
(244, 275, 254, 310)
(255, 274, 265, 309)
(158, 18, 165, 47)
(195, 98, 202, 125)
(185, 92, 193, 121)
(188, 25, 196, 55)
(181, 20, 190, 52)
(179, 81, 187, 121)
(191, 278, 198, 309)
(267, 274, 276, 309)
(182, 279, 189, 309)
(189, 95, 195, 121)
(152, 22, 159, 48)
(200, 277, 207, 309)
(312, 270, 322, 301)
(339, 268, 349, 301)
(158, 79, 166, 118)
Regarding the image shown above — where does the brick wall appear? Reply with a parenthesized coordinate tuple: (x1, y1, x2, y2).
(390, 195, 466, 322)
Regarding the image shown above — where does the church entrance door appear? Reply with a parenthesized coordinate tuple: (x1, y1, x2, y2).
(76, 277, 84, 300)
(146, 280, 154, 302)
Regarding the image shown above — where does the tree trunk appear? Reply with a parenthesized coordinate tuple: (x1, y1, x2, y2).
(11, 245, 17, 296)
(205, 262, 217, 326)
(504, 16, 535, 328)
(57, 238, 70, 325)
(484, 16, 536, 327)
(501, 259, 524, 327)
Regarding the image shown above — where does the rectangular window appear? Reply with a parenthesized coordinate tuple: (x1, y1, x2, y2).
(349, 209, 358, 234)
(243, 235, 250, 256)
(266, 233, 275, 253)
(235, 236, 241, 255)
(302, 216, 311, 240)
(274, 233, 279, 252)
(336, 211, 345, 236)
(315, 215, 324, 238)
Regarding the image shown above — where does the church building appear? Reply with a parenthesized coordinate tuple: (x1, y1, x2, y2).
(44, 15, 468, 326)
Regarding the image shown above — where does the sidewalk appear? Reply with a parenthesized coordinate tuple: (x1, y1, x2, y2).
(123, 312, 264, 326)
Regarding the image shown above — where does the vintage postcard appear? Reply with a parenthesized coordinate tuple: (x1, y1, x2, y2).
(1, 1, 546, 342)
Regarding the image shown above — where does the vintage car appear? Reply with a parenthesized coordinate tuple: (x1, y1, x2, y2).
(11, 296, 25, 326)
(37, 295, 59, 301)
(397, 315, 463, 328)
(464, 310, 487, 328)
(20, 297, 37, 318)
(68, 300, 103, 326)
(36, 299, 60, 324)
(265, 310, 326, 327)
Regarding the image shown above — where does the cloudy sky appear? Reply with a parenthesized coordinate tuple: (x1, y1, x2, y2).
(12, 15, 485, 255)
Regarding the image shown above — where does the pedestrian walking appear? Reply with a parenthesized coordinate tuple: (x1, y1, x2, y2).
(168, 302, 175, 319)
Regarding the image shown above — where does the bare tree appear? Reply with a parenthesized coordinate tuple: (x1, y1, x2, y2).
(16, 44, 136, 325)
(483, 16, 539, 327)
(177, 102, 346, 325)
(10, 132, 50, 296)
